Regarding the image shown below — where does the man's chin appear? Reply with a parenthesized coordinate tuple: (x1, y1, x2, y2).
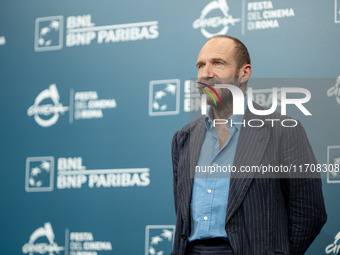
(206, 100, 222, 108)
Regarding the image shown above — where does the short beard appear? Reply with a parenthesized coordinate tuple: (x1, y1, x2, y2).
(198, 75, 240, 108)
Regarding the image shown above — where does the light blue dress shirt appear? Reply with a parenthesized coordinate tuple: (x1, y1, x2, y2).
(189, 106, 246, 241)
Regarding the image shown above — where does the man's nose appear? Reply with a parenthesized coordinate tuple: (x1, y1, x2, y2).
(201, 63, 215, 78)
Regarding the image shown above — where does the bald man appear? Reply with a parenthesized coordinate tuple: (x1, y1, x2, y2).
(171, 35, 327, 255)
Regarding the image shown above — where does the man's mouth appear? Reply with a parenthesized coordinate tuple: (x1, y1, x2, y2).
(196, 81, 223, 106)
(197, 81, 211, 87)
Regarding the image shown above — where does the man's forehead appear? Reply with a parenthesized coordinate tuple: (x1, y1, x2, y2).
(198, 38, 236, 60)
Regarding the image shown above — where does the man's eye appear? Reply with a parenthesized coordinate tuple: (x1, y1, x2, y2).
(215, 62, 223, 66)
(198, 64, 205, 69)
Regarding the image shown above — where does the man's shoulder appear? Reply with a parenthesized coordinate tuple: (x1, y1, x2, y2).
(250, 102, 310, 146)
(171, 116, 206, 149)
(249, 102, 302, 127)
(249, 102, 287, 120)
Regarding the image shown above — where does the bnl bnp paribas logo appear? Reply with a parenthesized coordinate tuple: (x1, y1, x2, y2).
(26, 156, 150, 192)
(145, 225, 175, 255)
(27, 84, 117, 127)
(335, 0, 340, 23)
(149, 79, 180, 116)
(35, 15, 159, 51)
(35, 16, 63, 51)
(327, 146, 340, 183)
(0, 35, 6, 46)
(26, 157, 55, 192)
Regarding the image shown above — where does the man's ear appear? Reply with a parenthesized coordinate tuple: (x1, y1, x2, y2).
(239, 64, 252, 84)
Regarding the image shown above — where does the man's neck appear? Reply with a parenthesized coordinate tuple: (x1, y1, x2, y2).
(211, 101, 234, 120)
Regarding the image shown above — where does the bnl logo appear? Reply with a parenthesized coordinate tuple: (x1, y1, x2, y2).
(149, 79, 180, 116)
(336, 0, 340, 23)
(145, 225, 175, 255)
(25, 157, 54, 192)
(35, 16, 63, 51)
(327, 146, 340, 183)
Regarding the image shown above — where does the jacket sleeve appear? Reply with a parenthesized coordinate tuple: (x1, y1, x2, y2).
(280, 122, 327, 254)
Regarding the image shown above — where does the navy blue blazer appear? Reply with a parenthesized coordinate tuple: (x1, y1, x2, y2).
(171, 105, 327, 255)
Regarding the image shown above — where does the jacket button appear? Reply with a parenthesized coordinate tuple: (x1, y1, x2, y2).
(181, 234, 187, 240)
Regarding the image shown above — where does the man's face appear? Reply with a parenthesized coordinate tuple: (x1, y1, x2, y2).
(196, 38, 240, 106)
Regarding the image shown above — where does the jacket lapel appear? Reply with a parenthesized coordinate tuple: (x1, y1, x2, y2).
(179, 117, 207, 222)
(179, 109, 272, 225)
(225, 109, 271, 224)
